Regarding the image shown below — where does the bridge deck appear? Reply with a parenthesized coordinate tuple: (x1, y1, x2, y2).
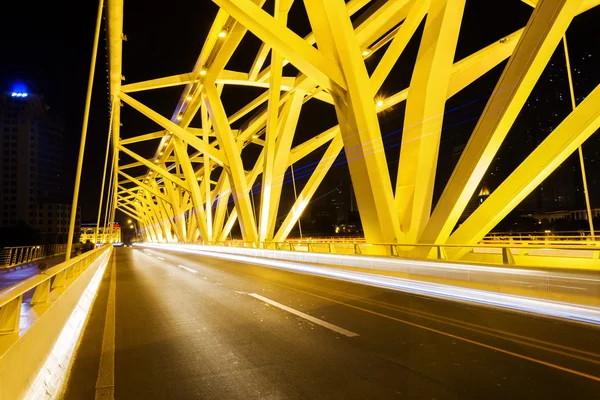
(63, 248, 600, 399)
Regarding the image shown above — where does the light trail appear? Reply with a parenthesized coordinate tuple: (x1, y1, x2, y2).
(136, 243, 600, 326)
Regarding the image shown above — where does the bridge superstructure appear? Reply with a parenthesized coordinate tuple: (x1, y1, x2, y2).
(88, 0, 599, 255)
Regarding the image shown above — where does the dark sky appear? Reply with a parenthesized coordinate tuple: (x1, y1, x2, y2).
(1, 1, 599, 224)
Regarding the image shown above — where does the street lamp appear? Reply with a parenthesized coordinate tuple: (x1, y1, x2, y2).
(127, 219, 132, 224)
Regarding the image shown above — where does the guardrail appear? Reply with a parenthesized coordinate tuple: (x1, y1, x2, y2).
(0, 245, 108, 335)
(186, 239, 600, 266)
(0, 244, 68, 269)
(483, 231, 597, 243)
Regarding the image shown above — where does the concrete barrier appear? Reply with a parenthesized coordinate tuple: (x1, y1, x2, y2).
(0, 247, 111, 399)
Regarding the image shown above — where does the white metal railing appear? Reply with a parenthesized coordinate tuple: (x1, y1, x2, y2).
(0, 244, 68, 269)
(0, 245, 109, 335)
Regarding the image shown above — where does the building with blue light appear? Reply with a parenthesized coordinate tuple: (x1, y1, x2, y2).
(0, 82, 79, 245)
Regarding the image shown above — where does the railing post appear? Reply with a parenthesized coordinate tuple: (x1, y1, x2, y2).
(66, 264, 75, 280)
(502, 247, 516, 265)
(10, 249, 16, 266)
(0, 295, 23, 335)
(31, 280, 51, 305)
(354, 243, 362, 255)
(52, 270, 67, 289)
(329, 243, 335, 254)
(307, 243, 313, 252)
(436, 246, 448, 260)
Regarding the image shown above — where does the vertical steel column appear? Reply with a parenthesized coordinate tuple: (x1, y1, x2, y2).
(66, 0, 104, 260)
(563, 36, 595, 239)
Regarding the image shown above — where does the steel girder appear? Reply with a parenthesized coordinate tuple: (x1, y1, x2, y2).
(104, 0, 599, 249)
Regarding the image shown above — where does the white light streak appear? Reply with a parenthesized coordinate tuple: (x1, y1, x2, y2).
(136, 243, 600, 326)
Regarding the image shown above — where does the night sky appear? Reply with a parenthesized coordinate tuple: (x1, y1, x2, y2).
(2, 1, 599, 225)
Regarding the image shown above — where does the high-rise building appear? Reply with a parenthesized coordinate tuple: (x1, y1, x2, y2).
(0, 82, 78, 245)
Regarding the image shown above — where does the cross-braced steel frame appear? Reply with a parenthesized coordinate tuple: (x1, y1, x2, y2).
(100, 0, 600, 253)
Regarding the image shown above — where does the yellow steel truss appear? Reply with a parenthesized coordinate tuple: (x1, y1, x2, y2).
(98, 0, 599, 251)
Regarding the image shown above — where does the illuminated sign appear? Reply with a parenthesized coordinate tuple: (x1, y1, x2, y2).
(11, 92, 28, 97)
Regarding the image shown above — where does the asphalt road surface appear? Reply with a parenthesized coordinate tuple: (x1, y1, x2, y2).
(63, 247, 600, 399)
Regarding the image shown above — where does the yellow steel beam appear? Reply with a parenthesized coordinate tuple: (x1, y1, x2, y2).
(258, 0, 288, 242)
(212, 0, 346, 91)
(116, 206, 142, 222)
(117, 170, 171, 202)
(355, 0, 412, 47)
(265, 91, 304, 239)
(204, 81, 259, 242)
(288, 127, 339, 165)
(121, 73, 195, 93)
(120, 130, 166, 145)
(201, 96, 214, 242)
(117, 144, 189, 189)
(173, 137, 210, 241)
(307, 0, 401, 244)
(120, 161, 144, 170)
(370, 0, 429, 93)
(449, 82, 600, 246)
(249, 43, 271, 81)
(395, 0, 465, 242)
(274, 134, 344, 241)
(420, 0, 583, 245)
(118, 92, 225, 165)
(106, 0, 123, 97)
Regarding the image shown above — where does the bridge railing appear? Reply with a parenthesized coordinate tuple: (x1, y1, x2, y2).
(0, 245, 108, 336)
(0, 244, 68, 269)
(187, 239, 600, 267)
(483, 231, 597, 244)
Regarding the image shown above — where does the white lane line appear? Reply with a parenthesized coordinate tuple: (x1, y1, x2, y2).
(156, 256, 165, 261)
(95, 252, 117, 399)
(239, 291, 359, 338)
(178, 264, 197, 274)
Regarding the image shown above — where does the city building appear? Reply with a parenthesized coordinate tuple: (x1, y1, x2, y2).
(0, 82, 77, 244)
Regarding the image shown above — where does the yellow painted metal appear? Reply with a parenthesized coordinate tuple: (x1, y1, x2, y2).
(450, 82, 600, 246)
(266, 91, 304, 239)
(102, 0, 600, 250)
(258, 0, 286, 242)
(307, 0, 401, 244)
(213, 0, 346, 91)
(274, 134, 344, 241)
(395, 0, 465, 242)
(66, 0, 104, 260)
(119, 130, 166, 145)
(420, 0, 583, 245)
(563, 36, 595, 239)
(370, 0, 429, 94)
(118, 92, 225, 165)
(173, 137, 210, 241)
(204, 82, 259, 242)
(94, 99, 115, 244)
